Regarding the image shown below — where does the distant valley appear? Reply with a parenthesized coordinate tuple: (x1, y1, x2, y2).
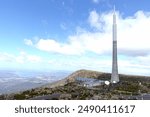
(0, 70, 71, 94)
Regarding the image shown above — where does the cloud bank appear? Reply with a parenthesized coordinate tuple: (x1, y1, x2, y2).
(23, 10, 150, 75)
(0, 52, 42, 64)
(26, 10, 150, 57)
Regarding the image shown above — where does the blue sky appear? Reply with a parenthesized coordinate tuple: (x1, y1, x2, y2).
(1, 0, 150, 75)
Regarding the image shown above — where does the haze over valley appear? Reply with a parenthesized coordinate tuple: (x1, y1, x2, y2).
(0, 70, 70, 94)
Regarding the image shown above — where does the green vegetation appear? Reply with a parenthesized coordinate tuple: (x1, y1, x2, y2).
(14, 94, 26, 100)
(115, 82, 140, 93)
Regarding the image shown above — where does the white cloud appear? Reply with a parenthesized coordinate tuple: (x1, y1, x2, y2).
(24, 39, 33, 46)
(16, 51, 42, 63)
(88, 10, 102, 30)
(27, 10, 150, 56)
(36, 39, 84, 55)
(27, 55, 42, 62)
(0, 52, 15, 62)
(0, 52, 42, 64)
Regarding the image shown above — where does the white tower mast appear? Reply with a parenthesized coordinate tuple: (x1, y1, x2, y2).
(111, 6, 119, 83)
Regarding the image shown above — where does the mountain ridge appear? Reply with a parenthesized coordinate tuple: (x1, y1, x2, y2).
(43, 69, 150, 88)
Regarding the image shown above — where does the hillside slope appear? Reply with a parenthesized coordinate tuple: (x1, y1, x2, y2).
(43, 69, 150, 88)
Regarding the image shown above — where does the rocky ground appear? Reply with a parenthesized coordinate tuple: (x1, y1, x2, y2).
(0, 69, 150, 100)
